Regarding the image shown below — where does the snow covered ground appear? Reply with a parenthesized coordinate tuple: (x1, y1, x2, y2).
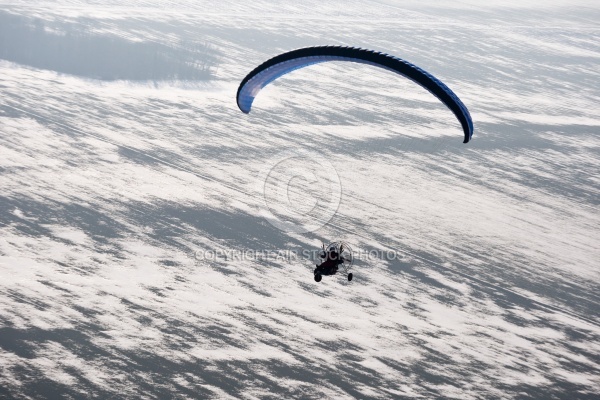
(0, 1, 599, 398)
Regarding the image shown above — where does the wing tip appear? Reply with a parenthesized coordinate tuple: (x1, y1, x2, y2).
(463, 131, 473, 144)
(237, 101, 251, 114)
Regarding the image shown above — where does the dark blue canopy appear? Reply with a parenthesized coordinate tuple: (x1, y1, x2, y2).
(237, 46, 473, 143)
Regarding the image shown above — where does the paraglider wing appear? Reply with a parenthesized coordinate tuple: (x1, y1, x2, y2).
(236, 46, 474, 143)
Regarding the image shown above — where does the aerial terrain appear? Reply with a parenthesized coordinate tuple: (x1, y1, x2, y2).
(0, 1, 599, 398)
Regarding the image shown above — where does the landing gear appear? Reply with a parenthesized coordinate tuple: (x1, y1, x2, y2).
(348, 273, 353, 281)
(314, 274, 322, 282)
